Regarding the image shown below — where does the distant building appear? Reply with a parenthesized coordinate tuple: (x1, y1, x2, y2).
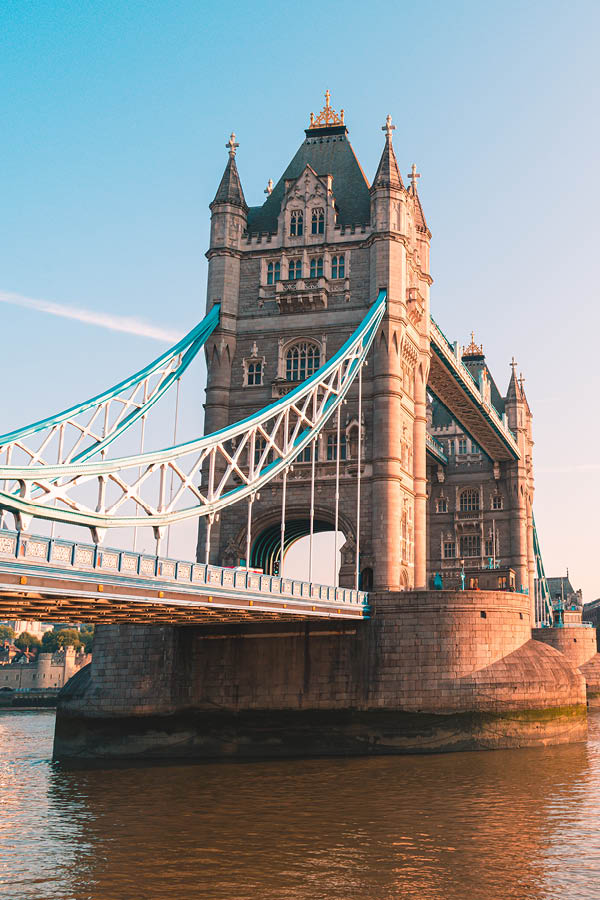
(583, 598, 600, 629)
(0, 646, 90, 691)
(427, 337, 534, 592)
(545, 573, 583, 624)
(0, 620, 54, 638)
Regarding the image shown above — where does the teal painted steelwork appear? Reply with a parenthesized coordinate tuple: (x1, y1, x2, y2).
(429, 316, 520, 460)
(425, 432, 448, 465)
(0, 304, 220, 463)
(0, 528, 370, 617)
(533, 513, 554, 624)
(0, 292, 386, 532)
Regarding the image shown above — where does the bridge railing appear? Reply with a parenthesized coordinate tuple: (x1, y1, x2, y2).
(0, 530, 369, 609)
(429, 316, 519, 456)
(426, 432, 448, 464)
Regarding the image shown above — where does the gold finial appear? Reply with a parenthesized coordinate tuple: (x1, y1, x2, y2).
(463, 331, 483, 356)
(309, 91, 345, 129)
(518, 372, 526, 391)
(226, 132, 239, 158)
(382, 114, 395, 139)
(264, 178, 273, 195)
(510, 356, 517, 373)
(408, 163, 421, 190)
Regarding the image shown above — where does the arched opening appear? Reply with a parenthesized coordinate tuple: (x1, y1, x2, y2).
(250, 518, 344, 582)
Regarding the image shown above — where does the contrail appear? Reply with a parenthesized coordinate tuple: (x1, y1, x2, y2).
(0, 290, 184, 343)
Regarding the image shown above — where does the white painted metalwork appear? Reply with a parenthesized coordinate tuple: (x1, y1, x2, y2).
(0, 293, 386, 540)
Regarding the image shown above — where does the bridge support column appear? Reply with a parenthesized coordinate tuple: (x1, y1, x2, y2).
(413, 362, 428, 589)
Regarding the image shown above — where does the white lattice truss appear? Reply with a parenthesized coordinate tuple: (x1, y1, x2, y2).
(0, 293, 386, 542)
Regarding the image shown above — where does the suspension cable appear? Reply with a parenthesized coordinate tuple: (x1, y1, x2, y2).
(246, 494, 254, 569)
(355, 364, 363, 590)
(334, 401, 341, 588)
(280, 469, 287, 578)
(166, 365, 181, 558)
(309, 437, 316, 583)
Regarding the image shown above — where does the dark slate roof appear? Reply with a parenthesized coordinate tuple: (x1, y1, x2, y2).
(247, 126, 371, 233)
(372, 136, 404, 190)
(461, 355, 505, 415)
(430, 351, 505, 428)
(547, 576, 576, 599)
(211, 155, 247, 211)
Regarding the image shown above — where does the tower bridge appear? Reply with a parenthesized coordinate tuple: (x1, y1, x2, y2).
(1, 94, 597, 760)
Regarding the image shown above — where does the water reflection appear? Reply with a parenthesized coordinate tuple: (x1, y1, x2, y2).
(1, 710, 600, 899)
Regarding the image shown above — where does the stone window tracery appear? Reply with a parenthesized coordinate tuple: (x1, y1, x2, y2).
(242, 342, 266, 387)
(290, 210, 303, 237)
(311, 208, 325, 234)
(326, 433, 347, 461)
(267, 261, 280, 285)
(458, 438, 468, 455)
(443, 540, 456, 558)
(288, 259, 302, 280)
(459, 489, 480, 512)
(460, 534, 481, 557)
(331, 254, 345, 279)
(436, 497, 448, 513)
(285, 341, 320, 383)
(492, 494, 503, 510)
(309, 257, 324, 278)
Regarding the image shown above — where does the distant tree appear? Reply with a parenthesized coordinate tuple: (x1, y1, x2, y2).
(54, 628, 83, 650)
(14, 631, 42, 652)
(41, 630, 59, 652)
(81, 627, 94, 654)
(0, 625, 15, 643)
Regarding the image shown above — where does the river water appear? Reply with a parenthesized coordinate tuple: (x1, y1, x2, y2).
(1, 710, 600, 900)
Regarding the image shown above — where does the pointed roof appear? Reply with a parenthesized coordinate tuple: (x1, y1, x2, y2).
(372, 115, 404, 191)
(506, 360, 522, 404)
(211, 133, 248, 212)
(247, 126, 370, 233)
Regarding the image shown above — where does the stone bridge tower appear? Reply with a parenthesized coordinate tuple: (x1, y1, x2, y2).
(199, 95, 432, 590)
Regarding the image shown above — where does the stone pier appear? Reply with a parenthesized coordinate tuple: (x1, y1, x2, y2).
(54, 589, 587, 761)
(533, 624, 600, 708)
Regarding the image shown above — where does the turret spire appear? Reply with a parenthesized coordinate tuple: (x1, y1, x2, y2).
(371, 114, 403, 190)
(211, 132, 247, 211)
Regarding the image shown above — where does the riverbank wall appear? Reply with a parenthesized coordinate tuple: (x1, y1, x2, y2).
(53, 589, 587, 761)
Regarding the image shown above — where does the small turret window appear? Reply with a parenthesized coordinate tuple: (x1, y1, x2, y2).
(285, 341, 320, 382)
(331, 255, 345, 279)
(492, 495, 503, 510)
(459, 489, 480, 512)
(326, 433, 347, 461)
(288, 259, 302, 280)
(267, 262, 281, 285)
(247, 362, 262, 386)
(311, 209, 325, 235)
(309, 257, 324, 278)
(290, 210, 303, 236)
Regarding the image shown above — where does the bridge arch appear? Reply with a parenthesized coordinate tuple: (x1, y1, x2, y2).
(230, 505, 356, 579)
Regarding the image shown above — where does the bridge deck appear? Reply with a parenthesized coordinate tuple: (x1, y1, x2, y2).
(0, 531, 369, 625)
(429, 318, 520, 461)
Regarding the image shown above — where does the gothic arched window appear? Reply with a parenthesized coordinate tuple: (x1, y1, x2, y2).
(267, 261, 280, 285)
(285, 341, 320, 382)
(288, 259, 302, 280)
(309, 257, 324, 278)
(290, 210, 303, 236)
(331, 254, 345, 279)
(311, 208, 324, 235)
(459, 489, 480, 512)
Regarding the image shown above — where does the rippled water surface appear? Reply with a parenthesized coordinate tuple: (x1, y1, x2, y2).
(2, 710, 600, 899)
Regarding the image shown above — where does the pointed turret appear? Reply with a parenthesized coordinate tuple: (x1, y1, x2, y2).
(407, 164, 430, 236)
(506, 358, 522, 404)
(210, 133, 248, 212)
(371, 115, 404, 190)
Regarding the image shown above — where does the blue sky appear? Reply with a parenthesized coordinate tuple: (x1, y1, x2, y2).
(1, 0, 599, 595)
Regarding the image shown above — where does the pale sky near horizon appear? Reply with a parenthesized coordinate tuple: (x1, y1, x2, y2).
(1, 1, 599, 598)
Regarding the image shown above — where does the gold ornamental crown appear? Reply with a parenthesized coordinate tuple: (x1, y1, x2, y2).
(463, 332, 484, 356)
(309, 90, 344, 129)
